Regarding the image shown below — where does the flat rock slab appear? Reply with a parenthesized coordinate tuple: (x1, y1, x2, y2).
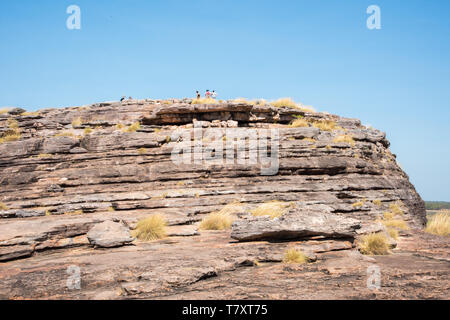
(231, 205, 361, 241)
(87, 220, 134, 248)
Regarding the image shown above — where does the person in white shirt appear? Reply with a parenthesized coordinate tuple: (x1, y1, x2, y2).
(211, 90, 217, 99)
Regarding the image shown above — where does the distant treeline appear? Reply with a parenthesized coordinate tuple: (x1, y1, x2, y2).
(425, 201, 450, 210)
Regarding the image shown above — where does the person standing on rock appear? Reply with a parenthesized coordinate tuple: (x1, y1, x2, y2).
(205, 90, 211, 99)
(120, 96, 126, 102)
(196, 91, 201, 99)
(211, 90, 217, 99)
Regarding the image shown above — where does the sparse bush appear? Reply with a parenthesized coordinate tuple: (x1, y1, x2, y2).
(290, 118, 309, 128)
(333, 134, 355, 146)
(116, 123, 125, 130)
(425, 212, 450, 236)
(359, 233, 390, 255)
(133, 214, 167, 241)
(0, 202, 8, 211)
(251, 201, 291, 219)
(108, 206, 115, 212)
(84, 127, 93, 135)
(283, 248, 309, 264)
(138, 148, 147, 154)
(383, 211, 395, 220)
(302, 137, 316, 143)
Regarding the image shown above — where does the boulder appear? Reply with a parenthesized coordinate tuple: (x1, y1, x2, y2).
(87, 220, 134, 248)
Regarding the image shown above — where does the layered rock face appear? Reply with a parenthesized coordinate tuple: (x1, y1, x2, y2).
(0, 99, 432, 299)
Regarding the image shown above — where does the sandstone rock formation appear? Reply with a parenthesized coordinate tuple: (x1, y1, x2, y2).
(0, 99, 444, 300)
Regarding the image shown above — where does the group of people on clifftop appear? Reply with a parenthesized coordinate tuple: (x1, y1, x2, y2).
(196, 90, 217, 100)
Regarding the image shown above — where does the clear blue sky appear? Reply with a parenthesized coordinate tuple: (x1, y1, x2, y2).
(1, 0, 449, 201)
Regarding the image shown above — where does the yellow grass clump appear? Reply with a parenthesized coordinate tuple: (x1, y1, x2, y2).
(133, 214, 167, 241)
(425, 212, 450, 236)
(65, 210, 84, 216)
(21, 111, 40, 116)
(192, 98, 217, 104)
(333, 134, 355, 146)
(72, 117, 83, 127)
(389, 202, 404, 215)
(0, 133, 21, 143)
(290, 118, 309, 128)
(359, 233, 390, 255)
(0, 202, 9, 211)
(251, 201, 291, 219)
(382, 219, 409, 230)
(84, 127, 93, 135)
(125, 122, 141, 133)
(199, 211, 234, 230)
(387, 228, 399, 240)
(270, 98, 299, 109)
(373, 199, 382, 207)
(55, 131, 76, 137)
(138, 148, 147, 154)
(0, 108, 11, 114)
(352, 199, 366, 208)
(283, 248, 309, 264)
(383, 211, 395, 220)
(37, 153, 53, 158)
(199, 201, 244, 230)
(312, 120, 338, 131)
(302, 137, 316, 143)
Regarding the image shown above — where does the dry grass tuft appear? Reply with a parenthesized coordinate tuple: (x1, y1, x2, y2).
(192, 98, 217, 104)
(373, 199, 382, 207)
(124, 122, 141, 133)
(283, 248, 309, 264)
(425, 212, 450, 236)
(21, 111, 40, 116)
(251, 201, 291, 219)
(65, 210, 84, 216)
(72, 117, 83, 127)
(199, 211, 234, 230)
(0, 202, 9, 211)
(37, 153, 53, 158)
(270, 98, 299, 109)
(302, 137, 316, 143)
(359, 233, 390, 255)
(352, 199, 366, 208)
(84, 127, 93, 135)
(382, 219, 409, 230)
(133, 214, 167, 241)
(55, 131, 76, 137)
(199, 201, 244, 230)
(290, 118, 309, 128)
(138, 148, 147, 155)
(0, 108, 11, 114)
(333, 134, 355, 146)
(387, 228, 399, 240)
(312, 120, 338, 131)
(389, 202, 404, 215)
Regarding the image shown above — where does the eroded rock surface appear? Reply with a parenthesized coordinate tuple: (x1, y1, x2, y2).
(0, 99, 443, 300)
